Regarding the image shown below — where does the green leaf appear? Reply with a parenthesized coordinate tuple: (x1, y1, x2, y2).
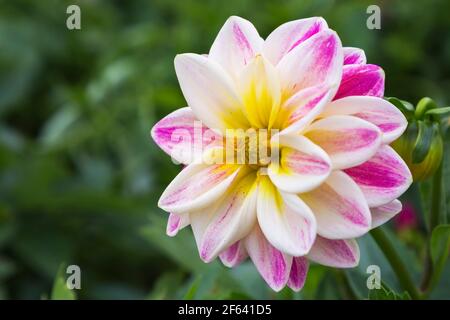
(368, 282, 412, 300)
(430, 225, 450, 274)
(412, 121, 434, 164)
(425, 106, 450, 116)
(386, 97, 414, 117)
(51, 264, 76, 300)
(415, 97, 438, 119)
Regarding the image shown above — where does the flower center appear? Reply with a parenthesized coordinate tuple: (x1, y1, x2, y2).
(222, 128, 278, 167)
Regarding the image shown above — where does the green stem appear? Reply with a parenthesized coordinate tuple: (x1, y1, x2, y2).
(421, 163, 443, 294)
(370, 228, 421, 299)
(429, 164, 443, 230)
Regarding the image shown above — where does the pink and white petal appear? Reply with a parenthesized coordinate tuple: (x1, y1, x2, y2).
(219, 241, 248, 267)
(277, 84, 335, 134)
(192, 172, 258, 262)
(158, 163, 240, 213)
(245, 226, 292, 292)
(321, 96, 407, 144)
(257, 177, 317, 256)
(343, 47, 367, 65)
(166, 213, 190, 237)
(301, 171, 371, 239)
(277, 29, 343, 99)
(151, 107, 223, 164)
(345, 146, 412, 207)
(371, 199, 402, 229)
(268, 134, 331, 193)
(305, 115, 382, 170)
(334, 64, 385, 100)
(307, 236, 360, 268)
(174, 53, 249, 133)
(263, 17, 328, 65)
(288, 257, 309, 292)
(209, 16, 263, 80)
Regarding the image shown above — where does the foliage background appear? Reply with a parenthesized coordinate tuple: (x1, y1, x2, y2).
(0, 0, 449, 299)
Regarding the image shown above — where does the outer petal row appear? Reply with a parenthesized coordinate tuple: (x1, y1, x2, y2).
(209, 16, 264, 79)
(151, 107, 222, 164)
(321, 96, 407, 144)
(190, 172, 258, 262)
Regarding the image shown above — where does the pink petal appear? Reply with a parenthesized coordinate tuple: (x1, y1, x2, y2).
(158, 163, 240, 213)
(263, 17, 328, 65)
(209, 16, 263, 79)
(190, 172, 258, 262)
(301, 171, 371, 239)
(321, 96, 407, 144)
(307, 236, 360, 268)
(268, 134, 331, 193)
(334, 64, 385, 100)
(245, 226, 292, 292)
(305, 115, 382, 170)
(151, 107, 222, 164)
(219, 241, 248, 267)
(166, 213, 190, 237)
(371, 199, 402, 229)
(345, 146, 412, 207)
(287, 257, 309, 292)
(278, 84, 334, 134)
(343, 47, 366, 65)
(277, 30, 343, 98)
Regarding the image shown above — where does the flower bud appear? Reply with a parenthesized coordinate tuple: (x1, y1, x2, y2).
(391, 121, 443, 181)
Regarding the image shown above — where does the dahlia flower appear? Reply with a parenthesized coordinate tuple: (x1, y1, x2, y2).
(151, 16, 412, 291)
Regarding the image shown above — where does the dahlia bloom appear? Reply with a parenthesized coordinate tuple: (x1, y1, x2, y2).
(151, 16, 412, 291)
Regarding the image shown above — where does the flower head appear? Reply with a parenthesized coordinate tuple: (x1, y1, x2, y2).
(151, 16, 412, 291)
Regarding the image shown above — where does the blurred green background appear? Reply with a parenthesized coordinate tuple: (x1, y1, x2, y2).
(0, 0, 449, 299)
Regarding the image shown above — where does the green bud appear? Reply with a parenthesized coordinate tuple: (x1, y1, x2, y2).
(414, 97, 437, 119)
(392, 121, 443, 181)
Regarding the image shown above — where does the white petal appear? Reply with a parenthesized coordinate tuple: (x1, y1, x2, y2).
(343, 47, 366, 65)
(219, 241, 248, 267)
(305, 115, 382, 170)
(345, 146, 412, 207)
(277, 29, 343, 98)
(287, 257, 309, 291)
(257, 176, 317, 256)
(158, 163, 240, 213)
(166, 213, 190, 237)
(237, 55, 281, 129)
(151, 107, 223, 164)
(268, 134, 331, 193)
(209, 16, 263, 79)
(301, 171, 372, 239)
(277, 84, 335, 134)
(307, 236, 360, 268)
(190, 172, 257, 262)
(371, 199, 402, 229)
(321, 96, 407, 144)
(174, 53, 249, 133)
(263, 17, 328, 65)
(245, 226, 292, 292)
